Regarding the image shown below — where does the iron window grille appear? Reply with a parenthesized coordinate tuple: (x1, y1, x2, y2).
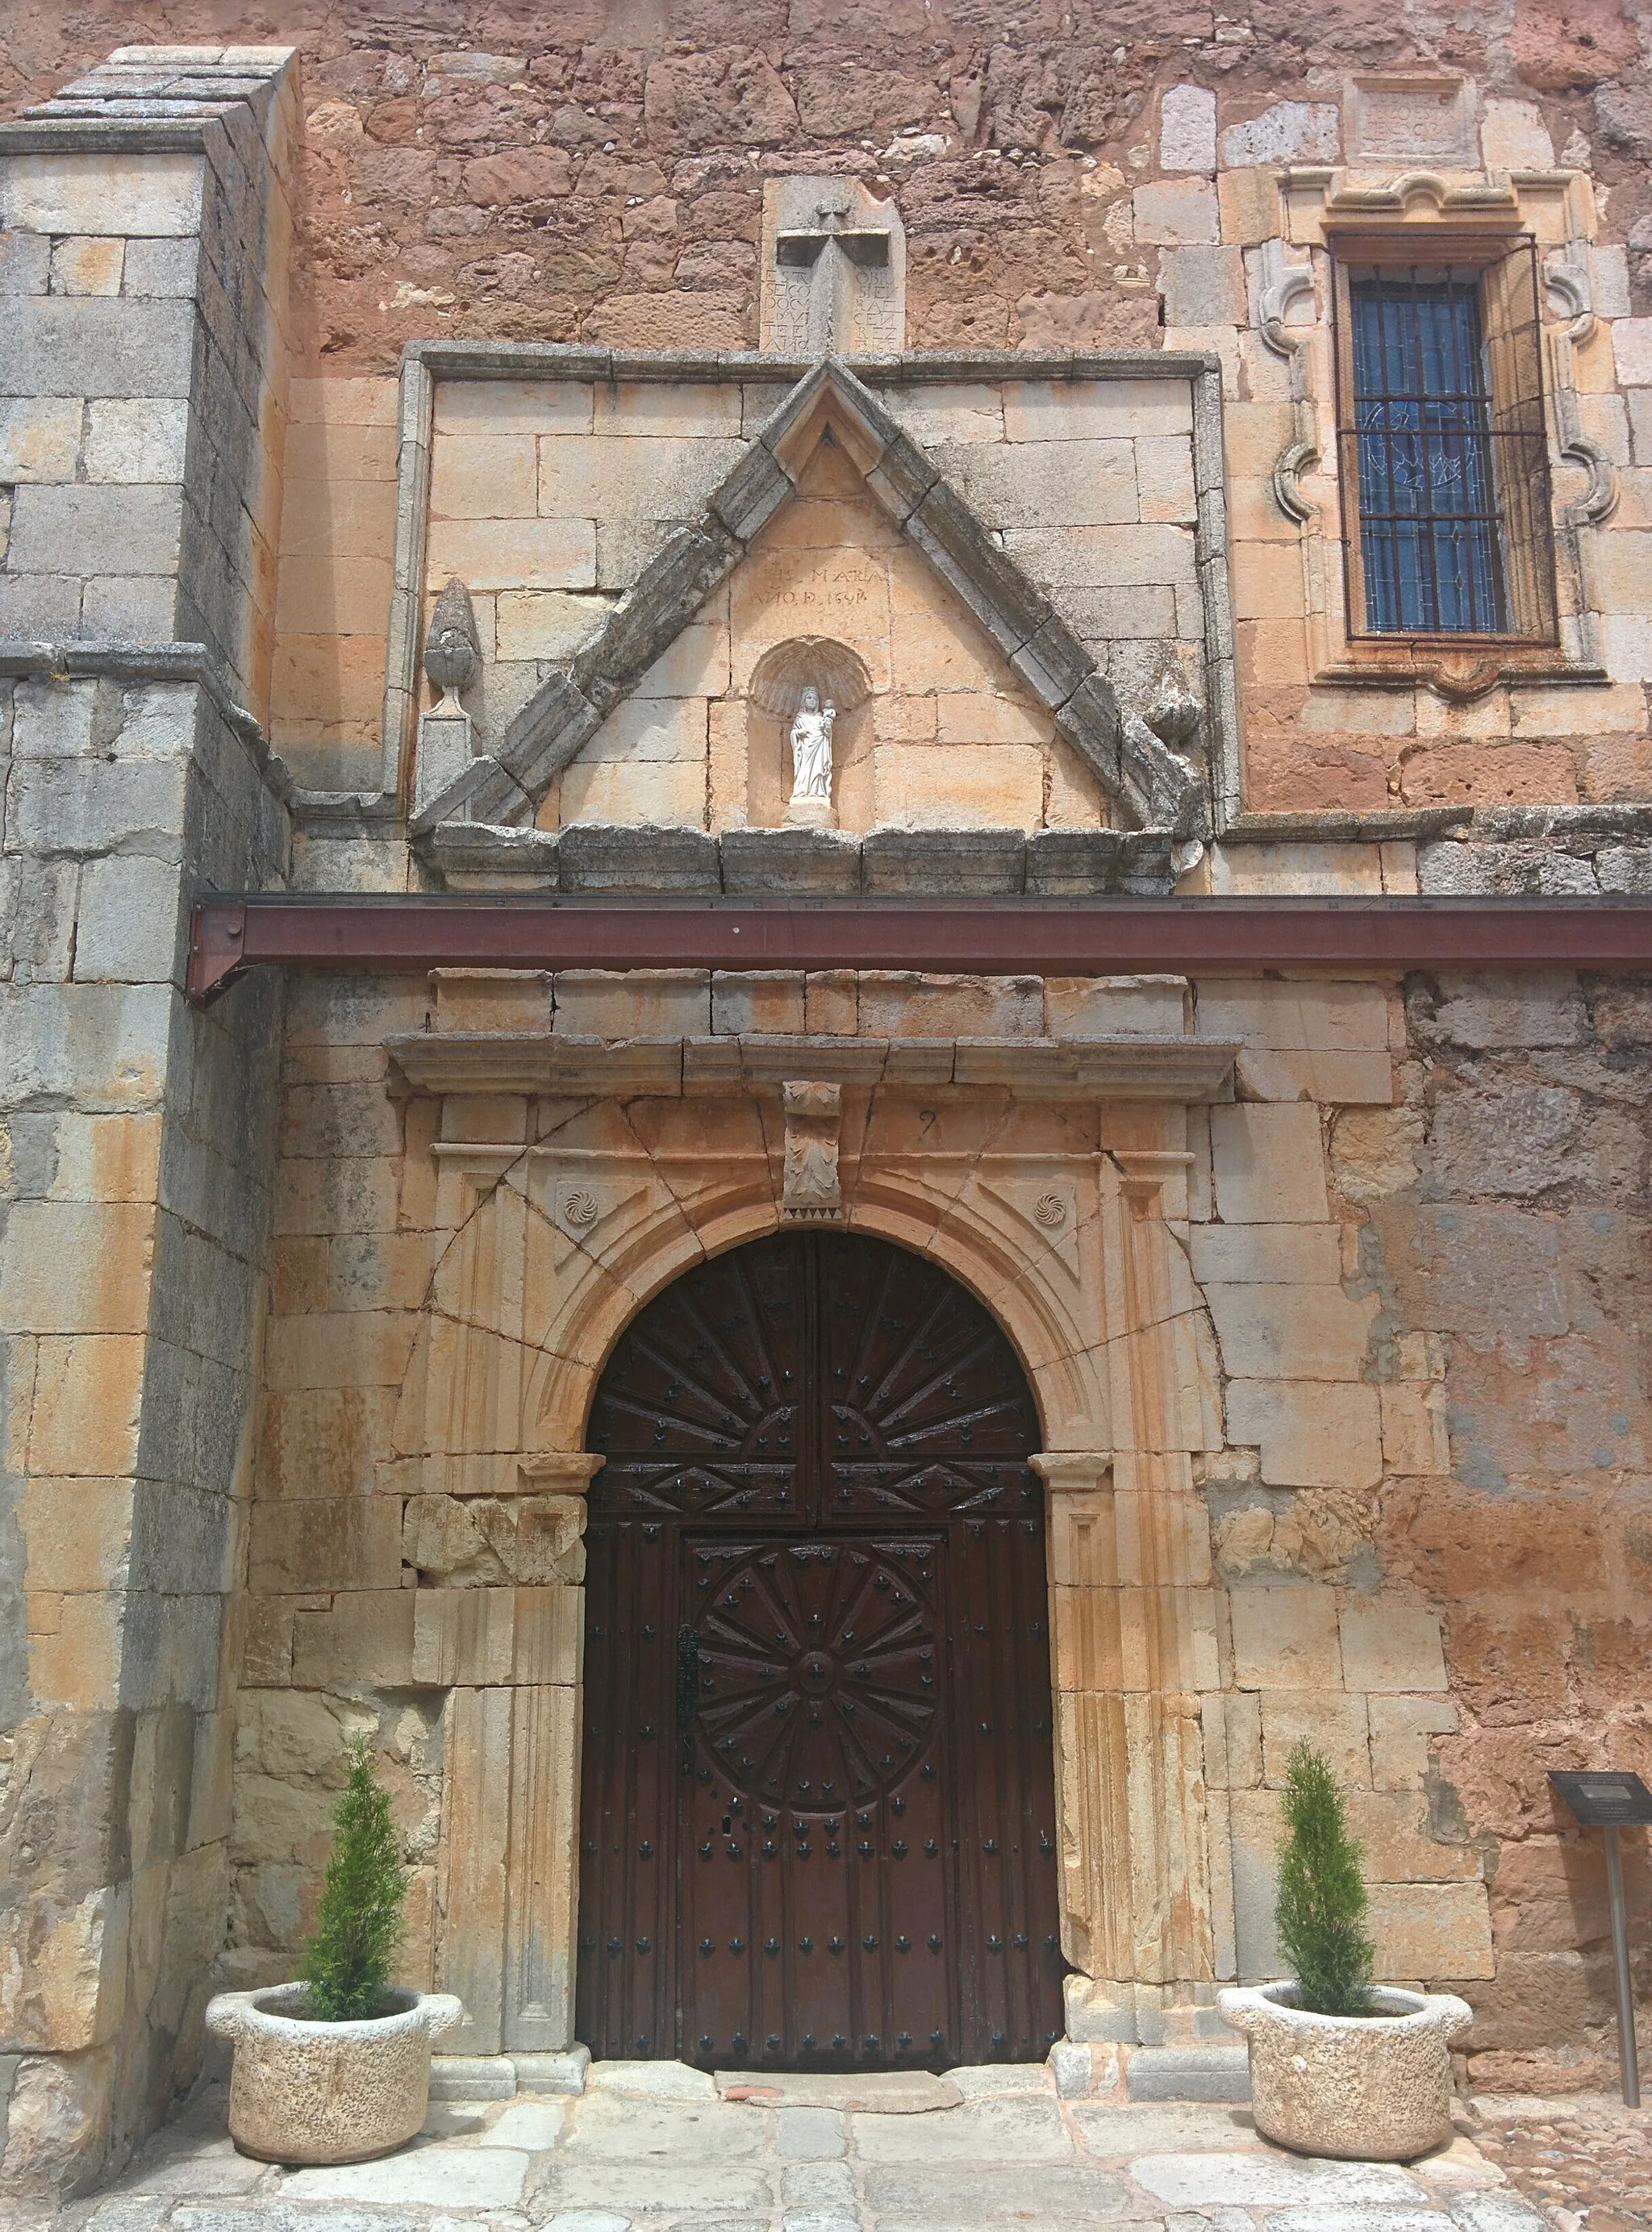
(1332, 237, 1558, 646)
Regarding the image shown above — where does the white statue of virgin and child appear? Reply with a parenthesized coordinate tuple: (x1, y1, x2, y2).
(788, 685, 835, 803)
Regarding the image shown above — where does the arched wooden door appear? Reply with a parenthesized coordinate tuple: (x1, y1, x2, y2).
(576, 1230, 1066, 2071)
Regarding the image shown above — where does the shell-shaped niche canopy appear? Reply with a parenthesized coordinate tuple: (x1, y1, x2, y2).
(747, 636, 874, 721)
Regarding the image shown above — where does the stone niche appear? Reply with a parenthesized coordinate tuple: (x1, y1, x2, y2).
(745, 634, 874, 828)
(532, 415, 1108, 836)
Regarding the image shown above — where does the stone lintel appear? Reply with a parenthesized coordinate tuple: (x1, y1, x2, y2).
(384, 1031, 1239, 1103)
(404, 339, 1220, 386)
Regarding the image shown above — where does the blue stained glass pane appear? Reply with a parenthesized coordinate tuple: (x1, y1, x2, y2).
(1349, 274, 1506, 635)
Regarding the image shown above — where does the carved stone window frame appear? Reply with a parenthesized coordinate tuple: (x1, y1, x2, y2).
(1267, 165, 1617, 705)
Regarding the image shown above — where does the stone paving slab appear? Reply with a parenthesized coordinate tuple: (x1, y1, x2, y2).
(863, 2161, 1140, 2217)
(279, 2144, 532, 2206)
(1073, 2104, 1271, 2155)
(1130, 2155, 1427, 2207)
(852, 2093, 1074, 2163)
(556, 2092, 771, 2160)
(47, 2072, 1606, 2232)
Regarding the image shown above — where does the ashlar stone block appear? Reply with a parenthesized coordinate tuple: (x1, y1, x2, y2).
(1204, 1282, 1377, 1383)
(1338, 1601, 1447, 1695)
(1367, 1696, 1459, 1790)
(1225, 1379, 1382, 1491)
(0, 151, 204, 237)
(1366, 1881, 1494, 1980)
(83, 398, 190, 484)
(27, 1333, 146, 1475)
(289, 1589, 415, 1689)
(553, 968, 710, 1035)
(1133, 179, 1219, 245)
(248, 1496, 403, 1595)
(50, 238, 124, 295)
(1209, 1103, 1329, 1224)
(1159, 83, 1217, 172)
(73, 857, 181, 985)
(0, 398, 82, 483)
(1260, 1690, 1371, 1789)
(1229, 1582, 1341, 1691)
(1379, 1382, 1450, 1476)
(1189, 1223, 1342, 1286)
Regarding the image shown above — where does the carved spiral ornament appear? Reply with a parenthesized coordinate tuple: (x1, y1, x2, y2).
(562, 1187, 600, 1229)
(1032, 1191, 1067, 1229)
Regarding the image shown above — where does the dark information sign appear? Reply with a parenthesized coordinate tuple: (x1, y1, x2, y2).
(1550, 1771, 1652, 1827)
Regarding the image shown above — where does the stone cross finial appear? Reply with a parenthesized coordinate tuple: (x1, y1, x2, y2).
(761, 176, 906, 354)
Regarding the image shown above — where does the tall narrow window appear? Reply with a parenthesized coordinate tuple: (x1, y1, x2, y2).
(1333, 240, 1558, 645)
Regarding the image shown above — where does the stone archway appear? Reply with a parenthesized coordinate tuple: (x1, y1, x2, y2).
(397, 1063, 1224, 2059)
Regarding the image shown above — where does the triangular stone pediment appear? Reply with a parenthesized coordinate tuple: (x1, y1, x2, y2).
(410, 359, 1205, 841)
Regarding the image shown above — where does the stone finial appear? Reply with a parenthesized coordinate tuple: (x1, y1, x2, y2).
(424, 577, 480, 709)
(782, 1081, 843, 1221)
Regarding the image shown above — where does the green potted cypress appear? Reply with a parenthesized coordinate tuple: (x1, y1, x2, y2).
(206, 1741, 464, 2163)
(1219, 1741, 1471, 2159)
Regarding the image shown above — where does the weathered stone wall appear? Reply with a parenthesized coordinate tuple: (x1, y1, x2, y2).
(10, 4, 1649, 819)
(0, 54, 296, 2201)
(0, 676, 288, 2198)
(229, 957, 1650, 2092)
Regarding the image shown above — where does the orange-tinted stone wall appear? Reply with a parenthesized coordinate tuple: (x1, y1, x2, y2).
(5, 3, 1647, 375)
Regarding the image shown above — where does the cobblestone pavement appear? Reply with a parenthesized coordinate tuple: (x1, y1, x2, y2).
(1471, 2092, 1652, 2232)
(27, 2060, 1570, 2232)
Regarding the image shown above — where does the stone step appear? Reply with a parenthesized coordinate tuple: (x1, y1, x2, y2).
(429, 2053, 517, 2099)
(1125, 2044, 1253, 2103)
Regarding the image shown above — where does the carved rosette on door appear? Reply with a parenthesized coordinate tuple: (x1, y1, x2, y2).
(576, 1231, 1066, 2070)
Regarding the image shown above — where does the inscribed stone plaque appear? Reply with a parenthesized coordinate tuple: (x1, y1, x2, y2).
(761, 175, 906, 355)
(1344, 74, 1479, 165)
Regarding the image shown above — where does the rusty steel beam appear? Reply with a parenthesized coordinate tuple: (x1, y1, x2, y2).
(184, 892, 1652, 1004)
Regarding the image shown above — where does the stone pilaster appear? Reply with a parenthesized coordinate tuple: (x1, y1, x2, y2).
(1037, 1123, 1225, 2046)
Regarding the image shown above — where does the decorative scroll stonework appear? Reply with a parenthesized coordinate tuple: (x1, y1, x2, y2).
(782, 1080, 843, 1220)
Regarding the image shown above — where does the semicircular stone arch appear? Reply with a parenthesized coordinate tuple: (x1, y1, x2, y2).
(529, 1183, 1111, 1461)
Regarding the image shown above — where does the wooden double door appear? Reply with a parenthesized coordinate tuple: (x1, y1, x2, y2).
(576, 1231, 1065, 2071)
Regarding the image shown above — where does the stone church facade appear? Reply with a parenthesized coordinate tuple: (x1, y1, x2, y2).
(1, 10, 1650, 2201)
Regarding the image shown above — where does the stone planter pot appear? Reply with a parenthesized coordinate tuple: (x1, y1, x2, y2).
(205, 1984, 465, 2164)
(1217, 1982, 1472, 2161)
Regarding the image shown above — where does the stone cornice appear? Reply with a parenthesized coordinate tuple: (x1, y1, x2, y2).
(402, 340, 1222, 384)
(383, 1031, 1240, 1103)
(0, 637, 291, 800)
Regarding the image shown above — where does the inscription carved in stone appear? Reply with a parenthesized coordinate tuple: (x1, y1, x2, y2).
(761, 175, 906, 355)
